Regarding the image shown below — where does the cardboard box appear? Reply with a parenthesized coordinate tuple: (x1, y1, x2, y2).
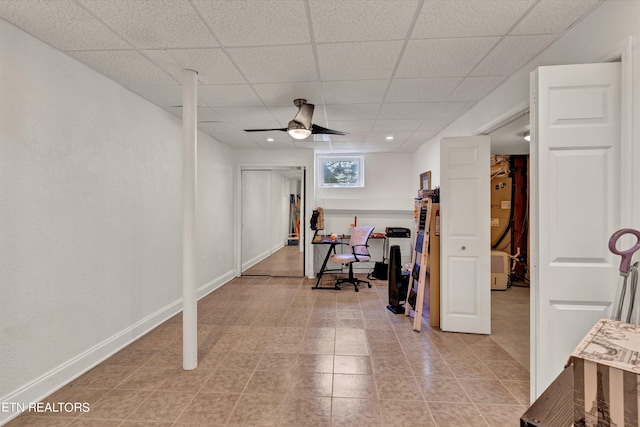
(569, 319, 640, 426)
(491, 177, 512, 246)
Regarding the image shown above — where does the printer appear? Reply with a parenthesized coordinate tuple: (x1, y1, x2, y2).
(385, 227, 411, 238)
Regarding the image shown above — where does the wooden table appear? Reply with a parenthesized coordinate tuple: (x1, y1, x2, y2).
(520, 366, 573, 426)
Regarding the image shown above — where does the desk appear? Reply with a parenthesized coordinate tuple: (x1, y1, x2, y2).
(312, 233, 387, 290)
(311, 235, 344, 290)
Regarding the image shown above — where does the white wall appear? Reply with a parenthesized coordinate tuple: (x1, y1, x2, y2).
(413, 0, 640, 207)
(315, 152, 416, 271)
(0, 19, 235, 423)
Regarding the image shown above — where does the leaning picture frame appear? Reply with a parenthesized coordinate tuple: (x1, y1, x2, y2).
(420, 171, 431, 190)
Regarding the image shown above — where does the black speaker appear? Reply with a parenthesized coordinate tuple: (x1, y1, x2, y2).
(387, 245, 408, 314)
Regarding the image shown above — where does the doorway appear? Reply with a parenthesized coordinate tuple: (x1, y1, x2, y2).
(486, 111, 531, 371)
(240, 167, 306, 277)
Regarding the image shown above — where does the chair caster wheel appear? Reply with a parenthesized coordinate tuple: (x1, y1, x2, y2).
(355, 288, 359, 292)
(367, 284, 372, 288)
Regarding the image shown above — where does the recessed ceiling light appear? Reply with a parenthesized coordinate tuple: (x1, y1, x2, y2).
(523, 131, 530, 142)
(267, 138, 274, 142)
(386, 136, 394, 140)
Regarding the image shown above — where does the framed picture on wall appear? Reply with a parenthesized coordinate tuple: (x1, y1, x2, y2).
(420, 171, 431, 190)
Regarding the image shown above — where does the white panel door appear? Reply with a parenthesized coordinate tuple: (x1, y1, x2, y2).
(440, 136, 491, 334)
(531, 63, 621, 397)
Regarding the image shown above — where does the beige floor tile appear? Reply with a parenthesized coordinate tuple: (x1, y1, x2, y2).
(294, 354, 334, 373)
(201, 370, 252, 394)
(375, 375, 422, 401)
(416, 376, 471, 403)
(127, 390, 196, 422)
(175, 392, 239, 425)
(277, 395, 331, 427)
(255, 352, 298, 372)
(333, 355, 373, 375)
(458, 378, 519, 405)
(408, 356, 454, 377)
(334, 340, 369, 356)
(370, 354, 411, 376)
(501, 379, 531, 405)
(331, 397, 382, 427)
(428, 402, 489, 427)
(332, 374, 377, 399)
(299, 339, 335, 355)
(378, 400, 435, 426)
(288, 372, 333, 397)
(227, 393, 285, 426)
(70, 365, 138, 389)
(244, 370, 293, 395)
(483, 359, 529, 381)
(77, 388, 147, 420)
(476, 403, 528, 426)
(218, 351, 263, 371)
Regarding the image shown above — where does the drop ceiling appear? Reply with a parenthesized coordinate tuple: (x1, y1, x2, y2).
(0, 0, 603, 152)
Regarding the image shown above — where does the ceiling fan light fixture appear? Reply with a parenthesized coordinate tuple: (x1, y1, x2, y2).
(287, 121, 312, 139)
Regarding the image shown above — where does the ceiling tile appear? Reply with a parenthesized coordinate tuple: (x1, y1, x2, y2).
(254, 139, 297, 150)
(166, 106, 225, 121)
(328, 132, 371, 143)
(127, 84, 197, 107)
(216, 106, 278, 125)
(322, 80, 389, 104)
(165, 49, 245, 84)
(373, 120, 422, 132)
(427, 102, 475, 119)
(325, 104, 380, 121)
(198, 85, 262, 107)
(417, 118, 453, 132)
(327, 121, 375, 133)
(253, 82, 323, 106)
(317, 41, 403, 81)
(471, 34, 557, 76)
(228, 45, 317, 83)
(309, 0, 419, 42)
(367, 132, 412, 144)
(67, 50, 174, 85)
(378, 103, 437, 120)
(139, 49, 184, 82)
(0, 0, 129, 50)
(397, 38, 499, 78)
(413, 0, 535, 38)
(77, 0, 218, 49)
(446, 76, 507, 101)
(406, 131, 440, 143)
(386, 78, 462, 102)
(511, 0, 601, 35)
(192, 0, 310, 46)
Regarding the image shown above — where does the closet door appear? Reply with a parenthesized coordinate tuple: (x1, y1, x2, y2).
(531, 62, 621, 398)
(440, 135, 491, 334)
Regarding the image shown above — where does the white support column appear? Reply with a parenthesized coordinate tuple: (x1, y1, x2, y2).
(182, 69, 198, 370)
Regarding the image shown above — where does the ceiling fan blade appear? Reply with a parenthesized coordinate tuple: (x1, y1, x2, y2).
(244, 128, 288, 133)
(292, 103, 314, 129)
(311, 124, 349, 136)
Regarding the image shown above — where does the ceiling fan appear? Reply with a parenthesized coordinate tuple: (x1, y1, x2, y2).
(244, 99, 348, 140)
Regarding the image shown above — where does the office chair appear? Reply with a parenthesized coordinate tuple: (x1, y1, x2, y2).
(329, 226, 374, 292)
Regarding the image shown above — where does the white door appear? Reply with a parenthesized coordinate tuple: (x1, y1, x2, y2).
(440, 136, 491, 334)
(531, 63, 621, 398)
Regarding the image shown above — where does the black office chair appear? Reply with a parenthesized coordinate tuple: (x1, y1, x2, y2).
(329, 226, 374, 292)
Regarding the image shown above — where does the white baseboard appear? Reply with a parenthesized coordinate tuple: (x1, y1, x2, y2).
(241, 242, 285, 271)
(0, 270, 235, 426)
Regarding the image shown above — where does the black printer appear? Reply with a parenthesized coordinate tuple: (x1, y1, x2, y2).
(385, 227, 411, 238)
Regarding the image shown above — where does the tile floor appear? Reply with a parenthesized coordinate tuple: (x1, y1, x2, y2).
(8, 251, 530, 427)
